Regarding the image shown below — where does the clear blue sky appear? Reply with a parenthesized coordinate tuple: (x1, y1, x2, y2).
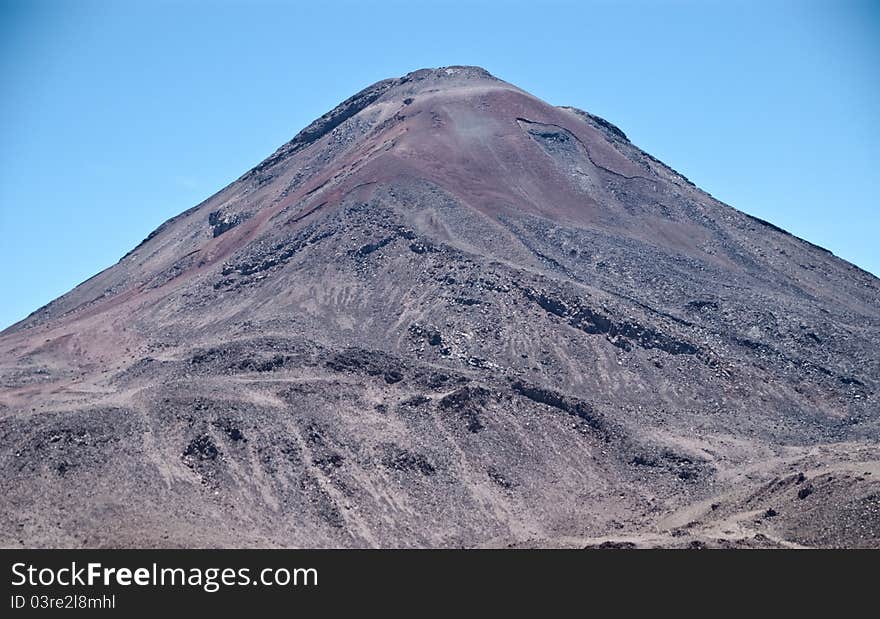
(1, 0, 878, 330)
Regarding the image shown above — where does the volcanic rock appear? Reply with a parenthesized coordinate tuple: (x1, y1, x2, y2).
(1, 66, 878, 548)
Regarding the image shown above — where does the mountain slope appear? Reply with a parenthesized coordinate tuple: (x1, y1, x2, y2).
(1, 66, 878, 548)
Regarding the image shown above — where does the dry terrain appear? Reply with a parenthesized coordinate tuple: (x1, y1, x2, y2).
(1, 67, 878, 548)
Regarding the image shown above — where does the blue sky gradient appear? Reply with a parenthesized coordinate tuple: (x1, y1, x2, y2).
(1, 0, 878, 330)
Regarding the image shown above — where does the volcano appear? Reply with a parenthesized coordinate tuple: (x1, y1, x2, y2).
(2, 66, 878, 548)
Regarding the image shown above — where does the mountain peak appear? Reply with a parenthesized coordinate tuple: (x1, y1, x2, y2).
(1, 66, 878, 549)
(400, 65, 499, 83)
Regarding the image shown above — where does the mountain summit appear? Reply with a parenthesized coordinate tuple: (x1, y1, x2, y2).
(2, 67, 878, 548)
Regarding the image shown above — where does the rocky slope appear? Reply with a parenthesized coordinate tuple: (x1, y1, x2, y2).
(1, 66, 878, 548)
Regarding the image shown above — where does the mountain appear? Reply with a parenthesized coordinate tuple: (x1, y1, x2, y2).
(1, 66, 878, 548)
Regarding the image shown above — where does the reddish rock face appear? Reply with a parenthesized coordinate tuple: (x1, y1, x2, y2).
(1, 66, 878, 548)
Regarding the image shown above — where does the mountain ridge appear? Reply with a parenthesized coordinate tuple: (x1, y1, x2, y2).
(7, 65, 867, 335)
